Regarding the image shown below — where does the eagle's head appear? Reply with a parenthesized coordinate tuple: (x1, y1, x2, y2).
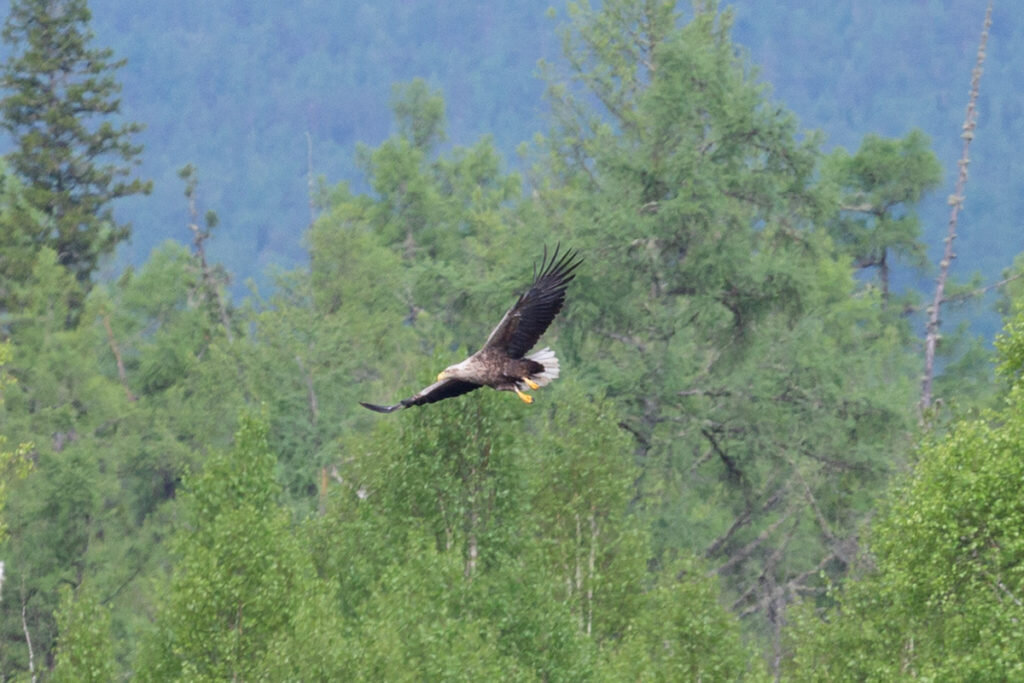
(437, 358, 471, 382)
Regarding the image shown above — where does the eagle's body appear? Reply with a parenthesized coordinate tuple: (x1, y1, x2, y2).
(360, 246, 580, 413)
(443, 346, 556, 393)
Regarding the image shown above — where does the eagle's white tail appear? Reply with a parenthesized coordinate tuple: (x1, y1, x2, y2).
(526, 347, 560, 387)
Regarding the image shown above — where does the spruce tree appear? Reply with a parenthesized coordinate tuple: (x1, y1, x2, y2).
(0, 0, 150, 284)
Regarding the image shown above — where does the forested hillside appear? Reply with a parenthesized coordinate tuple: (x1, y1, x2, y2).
(44, 0, 1024, 333)
(2, 0, 1023, 679)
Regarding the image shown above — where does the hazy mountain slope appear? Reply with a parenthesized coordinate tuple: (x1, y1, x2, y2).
(6, 1, 1018, 331)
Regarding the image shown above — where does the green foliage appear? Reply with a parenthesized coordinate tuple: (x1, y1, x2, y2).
(525, 385, 645, 641)
(136, 412, 327, 681)
(349, 383, 527, 573)
(535, 0, 921, 640)
(1, 434, 121, 675)
(321, 377, 755, 679)
(40, 0, 1013, 352)
(1, 0, 151, 285)
(51, 583, 116, 683)
(0, 160, 48, 306)
(823, 130, 942, 282)
(0, 239, 230, 678)
(0, 250, 135, 677)
(0, 1, 1016, 678)
(344, 537, 532, 681)
(349, 78, 520, 267)
(257, 579, 351, 681)
(392, 78, 447, 152)
(468, 558, 598, 680)
(785, 311, 1024, 679)
(0, 342, 32, 546)
(602, 558, 766, 681)
(996, 300, 1024, 386)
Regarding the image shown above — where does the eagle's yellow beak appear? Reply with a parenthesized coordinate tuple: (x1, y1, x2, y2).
(437, 370, 448, 382)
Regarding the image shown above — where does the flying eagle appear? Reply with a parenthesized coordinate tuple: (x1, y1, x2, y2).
(360, 245, 582, 413)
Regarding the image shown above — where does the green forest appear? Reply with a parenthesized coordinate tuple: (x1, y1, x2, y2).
(2, 0, 1023, 680)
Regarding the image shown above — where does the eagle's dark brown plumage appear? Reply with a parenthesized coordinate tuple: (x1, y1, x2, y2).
(360, 245, 582, 413)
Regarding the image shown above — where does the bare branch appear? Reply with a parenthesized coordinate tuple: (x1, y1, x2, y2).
(704, 507, 752, 559)
(941, 272, 1024, 307)
(598, 328, 647, 352)
(617, 420, 651, 450)
(711, 504, 796, 578)
(701, 427, 745, 489)
(704, 480, 788, 558)
(21, 581, 35, 683)
(996, 579, 1024, 608)
(575, 511, 583, 629)
(921, 2, 992, 413)
(900, 273, 1022, 318)
(793, 464, 836, 543)
(732, 515, 800, 614)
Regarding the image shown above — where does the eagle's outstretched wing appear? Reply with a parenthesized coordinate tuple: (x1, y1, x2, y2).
(360, 245, 581, 414)
(359, 378, 481, 413)
(482, 244, 583, 359)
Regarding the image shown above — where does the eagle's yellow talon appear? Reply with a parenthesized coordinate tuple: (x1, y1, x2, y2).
(515, 388, 534, 404)
(524, 378, 540, 390)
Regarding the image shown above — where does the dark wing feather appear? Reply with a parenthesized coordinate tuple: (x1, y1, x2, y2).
(360, 378, 481, 413)
(482, 244, 582, 359)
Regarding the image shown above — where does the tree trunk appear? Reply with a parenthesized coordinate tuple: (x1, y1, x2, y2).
(920, 3, 991, 414)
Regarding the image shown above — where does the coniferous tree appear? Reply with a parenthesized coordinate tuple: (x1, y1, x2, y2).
(0, 0, 151, 286)
(534, 1, 923, 655)
(823, 130, 941, 303)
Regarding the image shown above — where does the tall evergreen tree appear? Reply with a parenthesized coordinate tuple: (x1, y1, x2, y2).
(0, 0, 151, 285)
(533, 0, 922, 654)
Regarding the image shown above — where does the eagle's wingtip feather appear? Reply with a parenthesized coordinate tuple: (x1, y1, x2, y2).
(359, 401, 401, 413)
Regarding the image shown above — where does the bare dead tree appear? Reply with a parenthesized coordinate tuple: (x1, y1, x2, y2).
(179, 164, 235, 345)
(920, 3, 992, 413)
